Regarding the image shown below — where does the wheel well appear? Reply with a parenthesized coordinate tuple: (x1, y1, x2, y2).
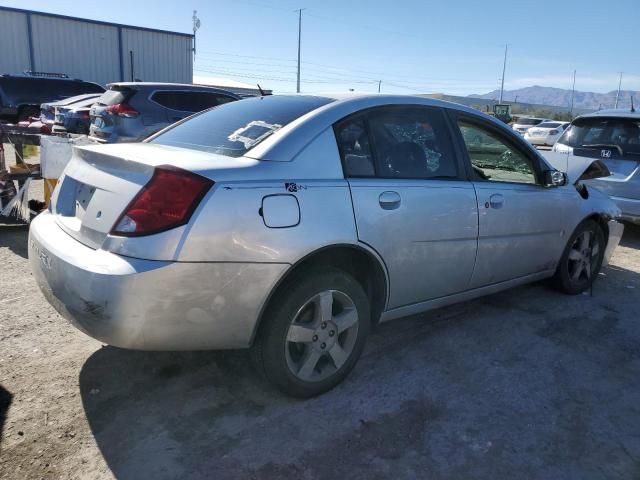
(251, 245, 388, 345)
(586, 214, 610, 245)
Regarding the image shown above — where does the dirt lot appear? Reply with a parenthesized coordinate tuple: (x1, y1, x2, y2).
(1, 197, 640, 478)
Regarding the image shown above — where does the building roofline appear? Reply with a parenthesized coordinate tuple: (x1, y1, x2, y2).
(0, 6, 194, 38)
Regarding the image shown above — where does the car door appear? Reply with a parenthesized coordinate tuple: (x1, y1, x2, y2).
(453, 114, 570, 287)
(335, 105, 479, 310)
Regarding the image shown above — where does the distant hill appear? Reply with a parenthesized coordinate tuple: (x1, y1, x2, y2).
(420, 93, 590, 118)
(469, 86, 639, 111)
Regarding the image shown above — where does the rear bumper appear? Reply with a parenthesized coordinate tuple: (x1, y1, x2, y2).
(29, 211, 288, 350)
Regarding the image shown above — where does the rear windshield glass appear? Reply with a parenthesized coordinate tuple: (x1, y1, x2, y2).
(537, 122, 561, 128)
(150, 95, 333, 157)
(558, 117, 640, 155)
(516, 118, 543, 126)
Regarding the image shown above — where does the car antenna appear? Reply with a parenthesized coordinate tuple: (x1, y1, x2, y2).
(257, 84, 265, 96)
(631, 95, 635, 113)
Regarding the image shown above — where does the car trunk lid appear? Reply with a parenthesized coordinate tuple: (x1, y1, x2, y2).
(51, 143, 258, 251)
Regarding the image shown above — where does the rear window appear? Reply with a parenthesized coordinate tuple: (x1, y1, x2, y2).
(151, 90, 236, 112)
(558, 117, 640, 155)
(0, 77, 103, 103)
(516, 118, 544, 126)
(150, 95, 333, 157)
(537, 122, 561, 128)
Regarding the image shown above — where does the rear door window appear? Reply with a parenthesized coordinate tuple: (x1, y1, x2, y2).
(334, 115, 375, 177)
(365, 106, 458, 179)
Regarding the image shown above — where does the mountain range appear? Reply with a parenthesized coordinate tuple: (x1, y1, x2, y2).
(469, 86, 639, 111)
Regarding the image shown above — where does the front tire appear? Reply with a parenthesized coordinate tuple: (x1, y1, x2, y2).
(552, 220, 605, 294)
(251, 267, 370, 398)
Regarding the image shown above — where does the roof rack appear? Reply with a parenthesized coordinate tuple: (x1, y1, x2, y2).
(23, 71, 69, 78)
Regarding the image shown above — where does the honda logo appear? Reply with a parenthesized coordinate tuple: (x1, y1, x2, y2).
(601, 149, 612, 158)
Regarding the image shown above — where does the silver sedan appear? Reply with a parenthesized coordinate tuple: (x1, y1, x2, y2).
(29, 94, 623, 397)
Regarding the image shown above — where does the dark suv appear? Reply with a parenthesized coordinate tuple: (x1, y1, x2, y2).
(0, 72, 104, 123)
(89, 83, 241, 143)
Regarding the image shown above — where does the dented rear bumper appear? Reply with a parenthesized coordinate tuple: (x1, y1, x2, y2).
(28, 211, 287, 350)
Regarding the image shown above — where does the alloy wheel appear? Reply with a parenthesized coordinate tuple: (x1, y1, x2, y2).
(284, 290, 359, 382)
(567, 230, 601, 284)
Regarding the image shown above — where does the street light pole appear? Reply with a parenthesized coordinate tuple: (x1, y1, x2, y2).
(378, 80, 382, 93)
(615, 72, 623, 108)
(570, 69, 576, 117)
(296, 9, 304, 93)
(499, 44, 508, 104)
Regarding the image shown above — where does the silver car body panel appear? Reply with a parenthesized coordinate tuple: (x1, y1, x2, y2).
(30, 94, 625, 350)
(29, 212, 287, 350)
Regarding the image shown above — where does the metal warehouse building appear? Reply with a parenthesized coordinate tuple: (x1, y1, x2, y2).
(0, 6, 193, 86)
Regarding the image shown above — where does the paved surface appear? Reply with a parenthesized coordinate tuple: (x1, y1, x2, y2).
(1, 217, 640, 479)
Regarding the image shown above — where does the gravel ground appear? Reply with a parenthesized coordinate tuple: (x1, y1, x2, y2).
(1, 157, 640, 478)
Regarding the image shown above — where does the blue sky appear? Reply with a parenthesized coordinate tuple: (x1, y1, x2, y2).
(2, 0, 639, 95)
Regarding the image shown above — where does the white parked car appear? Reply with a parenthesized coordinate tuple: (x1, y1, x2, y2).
(512, 117, 551, 135)
(524, 121, 570, 146)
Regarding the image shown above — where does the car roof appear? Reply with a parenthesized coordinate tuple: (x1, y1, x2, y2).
(246, 93, 527, 162)
(513, 117, 549, 122)
(109, 82, 235, 90)
(576, 108, 640, 120)
(0, 73, 92, 83)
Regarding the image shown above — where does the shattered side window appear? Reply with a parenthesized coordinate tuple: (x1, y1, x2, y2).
(150, 95, 333, 157)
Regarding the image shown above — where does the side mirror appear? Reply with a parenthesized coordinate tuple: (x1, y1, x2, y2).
(543, 169, 567, 187)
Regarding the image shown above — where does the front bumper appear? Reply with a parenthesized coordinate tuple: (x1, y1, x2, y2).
(603, 220, 624, 267)
(29, 212, 288, 350)
(611, 196, 640, 224)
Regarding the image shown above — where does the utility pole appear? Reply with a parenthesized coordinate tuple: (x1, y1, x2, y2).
(499, 44, 508, 104)
(615, 72, 623, 108)
(569, 69, 576, 117)
(378, 80, 382, 93)
(296, 9, 304, 93)
(192, 10, 201, 61)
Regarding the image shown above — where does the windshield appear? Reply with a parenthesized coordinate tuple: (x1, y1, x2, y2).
(150, 95, 333, 157)
(537, 122, 561, 129)
(516, 118, 543, 126)
(557, 117, 640, 155)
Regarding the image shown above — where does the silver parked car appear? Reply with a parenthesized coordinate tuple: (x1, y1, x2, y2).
(29, 94, 623, 397)
(550, 109, 640, 224)
(89, 82, 240, 143)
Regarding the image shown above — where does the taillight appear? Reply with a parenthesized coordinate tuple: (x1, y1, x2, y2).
(105, 103, 139, 118)
(111, 166, 213, 237)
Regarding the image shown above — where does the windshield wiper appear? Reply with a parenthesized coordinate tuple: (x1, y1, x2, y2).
(582, 144, 624, 155)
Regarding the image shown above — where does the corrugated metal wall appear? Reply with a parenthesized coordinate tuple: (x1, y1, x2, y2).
(121, 29, 193, 84)
(0, 8, 193, 86)
(30, 15, 121, 86)
(0, 10, 30, 74)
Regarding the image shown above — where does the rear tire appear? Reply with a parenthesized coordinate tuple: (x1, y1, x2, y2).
(251, 267, 370, 398)
(552, 220, 605, 295)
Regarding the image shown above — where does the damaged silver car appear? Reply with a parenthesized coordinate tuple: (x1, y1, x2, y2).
(29, 94, 623, 397)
